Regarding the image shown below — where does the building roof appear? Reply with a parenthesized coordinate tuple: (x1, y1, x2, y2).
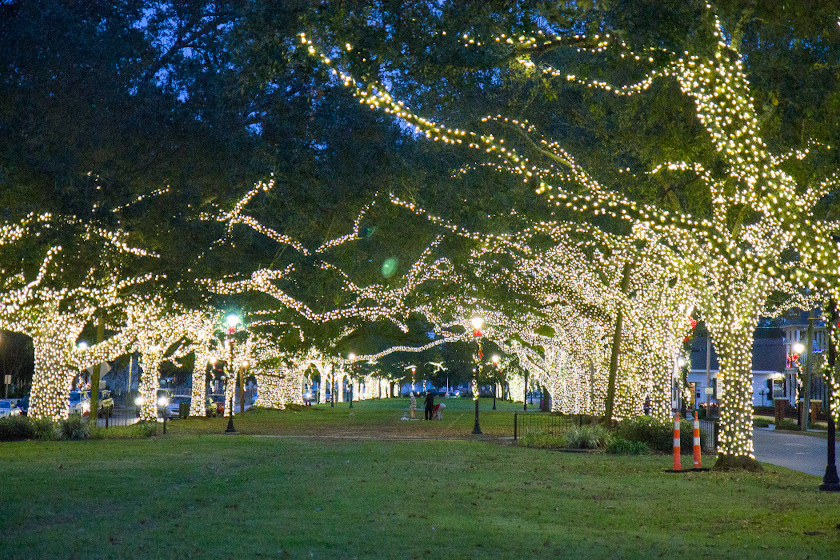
(688, 337, 786, 373)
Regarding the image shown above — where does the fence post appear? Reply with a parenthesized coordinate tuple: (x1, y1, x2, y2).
(514, 412, 518, 441)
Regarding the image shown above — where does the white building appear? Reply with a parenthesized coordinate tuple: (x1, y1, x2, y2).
(685, 312, 831, 411)
(685, 336, 787, 409)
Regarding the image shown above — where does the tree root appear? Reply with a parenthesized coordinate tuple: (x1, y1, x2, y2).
(712, 454, 764, 472)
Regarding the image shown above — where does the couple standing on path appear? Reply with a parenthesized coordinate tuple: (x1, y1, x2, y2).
(408, 392, 436, 420)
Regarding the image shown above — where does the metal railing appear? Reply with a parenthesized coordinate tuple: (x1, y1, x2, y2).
(513, 412, 574, 440)
(699, 419, 717, 452)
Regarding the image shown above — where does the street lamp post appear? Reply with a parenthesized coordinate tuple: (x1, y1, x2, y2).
(224, 313, 239, 434)
(1, 332, 8, 400)
(676, 355, 687, 417)
(491, 354, 500, 410)
(471, 315, 484, 435)
(793, 340, 805, 429)
(821, 300, 840, 492)
(348, 353, 355, 409)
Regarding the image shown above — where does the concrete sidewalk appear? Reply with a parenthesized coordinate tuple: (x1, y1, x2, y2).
(753, 427, 839, 477)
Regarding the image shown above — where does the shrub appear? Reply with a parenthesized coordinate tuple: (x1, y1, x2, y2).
(133, 421, 159, 437)
(617, 416, 672, 452)
(32, 417, 57, 441)
(606, 438, 651, 455)
(617, 416, 705, 453)
(753, 417, 772, 428)
(517, 432, 565, 449)
(0, 415, 35, 441)
(563, 424, 611, 449)
(58, 414, 90, 440)
(775, 419, 800, 431)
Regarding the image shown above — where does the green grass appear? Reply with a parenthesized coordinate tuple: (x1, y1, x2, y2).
(167, 397, 528, 439)
(1, 399, 839, 559)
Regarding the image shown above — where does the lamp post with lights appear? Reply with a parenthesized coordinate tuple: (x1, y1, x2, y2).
(471, 316, 484, 435)
(793, 340, 806, 429)
(821, 301, 840, 491)
(224, 313, 240, 434)
(348, 353, 355, 409)
(491, 354, 500, 410)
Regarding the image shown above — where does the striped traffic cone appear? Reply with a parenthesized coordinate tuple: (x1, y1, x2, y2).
(692, 411, 702, 470)
(672, 412, 681, 472)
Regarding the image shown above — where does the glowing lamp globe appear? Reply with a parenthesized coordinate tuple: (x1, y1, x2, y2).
(226, 314, 240, 329)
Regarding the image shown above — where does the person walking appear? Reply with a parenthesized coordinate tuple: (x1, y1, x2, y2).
(410, 393, 417, 419)
(424, 392, 434, 420)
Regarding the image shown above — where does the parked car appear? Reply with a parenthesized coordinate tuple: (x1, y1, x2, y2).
(134, 389, 173, 416)
(165, 396, 191, 418)
(68, 390, 85, 415)
(208, 394, 226, 416)
(16, 394, 29, 415)
(203, 396, 217, 417)
(91, 390, 114, 418)
(70, 390, 114, 417)
(0, 400, 22, 418)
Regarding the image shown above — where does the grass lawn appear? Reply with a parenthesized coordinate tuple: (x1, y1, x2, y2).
(1, 400, 839, 559)
(167, 397, 541, 439)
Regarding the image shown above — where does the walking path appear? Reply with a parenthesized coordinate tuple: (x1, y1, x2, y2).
(753, 427, 839, 477)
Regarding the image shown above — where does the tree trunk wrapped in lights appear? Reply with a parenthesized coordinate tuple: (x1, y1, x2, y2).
(253, 367, 305, 409)
(137, 351, 164, 422)
(30, 325, 86, 421)
(1, 218, 157, 420)
(189, 348, 215, 417)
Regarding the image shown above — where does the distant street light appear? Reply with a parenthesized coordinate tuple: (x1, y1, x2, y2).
(348, 353, 356, 409)
(224, 313, 241, 434)
(491, 354, 500, 410)
(471, 315, 484, 435)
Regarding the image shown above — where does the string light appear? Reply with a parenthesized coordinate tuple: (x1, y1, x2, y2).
(301, 6, 840, 464)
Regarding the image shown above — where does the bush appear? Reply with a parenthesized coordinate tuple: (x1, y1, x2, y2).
(606, 438, 651, 455)
(133, 421, 159, 437)
(0, 415, 35, 441)
(517, 432, 565, 449)
(775, 419, 800, 431)
(563, 424, 611, 449)
(617, 416, 672, 452)
(617, 416, 704, 453)
(753, 417, 772, 428)
(58, 414, 90, 440)
(32, 417, 57, 441)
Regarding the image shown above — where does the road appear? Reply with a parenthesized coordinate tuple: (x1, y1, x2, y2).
(753, 427, 839, 477)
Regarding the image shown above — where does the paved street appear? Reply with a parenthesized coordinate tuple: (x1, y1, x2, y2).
(753, 427, 839, 477)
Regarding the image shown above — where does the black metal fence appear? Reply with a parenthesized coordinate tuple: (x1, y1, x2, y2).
(93, 408, 142, 428)
(699, 419, 717, 452)
(513, 412, 574, 440)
